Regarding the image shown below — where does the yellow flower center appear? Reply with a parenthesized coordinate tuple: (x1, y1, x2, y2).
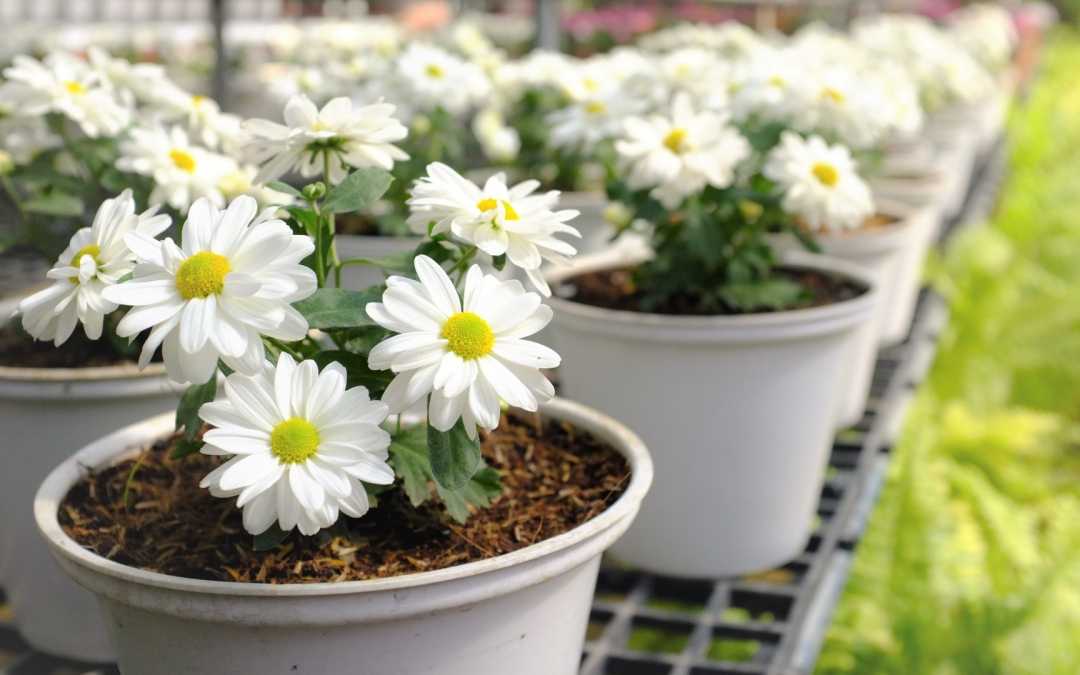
(270, 417, 320, 464)
(663, 128, 689, 154)
(68, 244, 101, 283)
(822, 87, 846, 104)
(584, 100, 607, 115)
(175, 251, 231, 300)
(64, 80, 86, 95)
(476, 198, 519, 221)
(768, 75, 786, 88)
(583, 77, 599, 93)
(812, 162, 839, 187)
(441, 311, 495, 360)
(192, 94, 207, 108)
(170, 148, 197, 174)
(425, 63, 445, 79)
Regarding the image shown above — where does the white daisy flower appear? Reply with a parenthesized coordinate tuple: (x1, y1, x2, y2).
(86, 46, 175, 109)
(763, 131, 875, 232)
(242, 94, 409, 186)
(0, 110, 58, 165)
(218, 165, 295, 208)
(406, 163, 580, 296)
(792, 68, 889, 151)
(471, 107, 521, 163)
(198, 353, 394, 536)
(394, 43, 491, 117)
(1, 52, 131, 138)
(117, 125, 232, 211)
(102, 196, 316, 384)
(729, 51, 802, 123)
(366, 255, 559, 439)
(547, 91, 640, 153)
(615, 93, 751, 209)
(15, 190, 171, 346)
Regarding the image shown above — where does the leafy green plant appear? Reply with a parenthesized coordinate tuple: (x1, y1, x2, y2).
(817, 30, 1080, 675)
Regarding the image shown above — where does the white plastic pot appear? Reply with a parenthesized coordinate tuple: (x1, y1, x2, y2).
(334, 233, 420, 291)
(768, 200, 934, 427)
(35, 398, 652, 675)
(0, 361, 179, 662)
(546, 250, 879, 577)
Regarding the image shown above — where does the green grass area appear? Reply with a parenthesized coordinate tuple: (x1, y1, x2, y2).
(626, 625, 691, 654)
(816, 30, 1080, 675)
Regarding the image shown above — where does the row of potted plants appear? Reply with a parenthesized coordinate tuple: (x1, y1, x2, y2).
(0, 6, 1020, 673)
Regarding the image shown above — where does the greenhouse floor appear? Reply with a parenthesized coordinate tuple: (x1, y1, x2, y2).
(0, 141, 1006, 675)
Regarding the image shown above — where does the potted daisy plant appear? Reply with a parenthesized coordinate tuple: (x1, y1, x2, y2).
(31, 95, 651, 674)
(546, 91, 880, 577)
(0, 48, 283, 661)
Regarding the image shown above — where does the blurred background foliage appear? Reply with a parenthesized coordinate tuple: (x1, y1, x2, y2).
(817, 27, 1080, 675)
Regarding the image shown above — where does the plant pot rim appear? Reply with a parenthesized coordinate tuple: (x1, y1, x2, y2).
(35, 397, 652, 600)
(803, 199, 925, 254)
(546, 249, 879, 343)
(0, 310, 170, 396)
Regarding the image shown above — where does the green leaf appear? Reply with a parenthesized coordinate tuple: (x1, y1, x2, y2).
(285, 205, 319, 238)
(252, 525, 290, 551)
(389, 425, 432, 507)
(292, 288, 380, 329)
(169, 438, 205, 460)
(427, 419, 482, 491)
(267, 180, 302, 198)
(492, 254, 507, 271)
(323, 168, 394, 214)
(718, 278, 807, 312)
(175, 378, 218, 441)
(312, 350, 393, 397)
(23, 192, 84, 217)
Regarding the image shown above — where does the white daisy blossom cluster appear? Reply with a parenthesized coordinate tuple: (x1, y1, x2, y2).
(1, 52, 131, 138)
(242, 94, 409, 185)
(16, 190, 170, 346)
(102, 196, 316, 383)
(764, 132, 874, 232)
(198, 354, 394, 536)
(393, 43, 491, 118)
(852, 14, 996, 112)
(0, 49, 274, 213)
(947, 4, 1018, 73)
(367, 255, 559, 440)
(406, 163, 581, 296)
(615, 94, 751, 209)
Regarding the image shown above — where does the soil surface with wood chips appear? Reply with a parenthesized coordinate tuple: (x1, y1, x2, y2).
(563, 265, 865, 316)
(59, 412, 631, 584)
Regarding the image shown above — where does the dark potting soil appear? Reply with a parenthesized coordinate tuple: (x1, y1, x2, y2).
(0, 323, 141, 368)
(562, 266, 866, 317)
(59, 412, 631, 584)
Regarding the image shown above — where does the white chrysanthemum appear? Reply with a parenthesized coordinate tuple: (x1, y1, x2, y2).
(0, 110, 58, 164)
(406, 163, 580, 296)
(547, 91, 640, 152)
(15, 190, 171, 346)
(657, 48, 727, 105)
(2, 52, 131, 138)
(162, 89, 243, 153)
(947, 4, 1017, 72)
(198, 353, 393, 536)
(367, 255, 559, 439)
(395, 43, 491, 116)
(615, 93, 751, 209)
(117, 125, 232, 210)
(791, 68, 889, 151)
(218, 165, 295, 208)
(102, 196, 316, 383)
(763, 131, 874, 232)
(86, 46, 175, 109)
(729, 51, 803, 123)
(472, 107, 521, 163)
(243, 94, 408, 186)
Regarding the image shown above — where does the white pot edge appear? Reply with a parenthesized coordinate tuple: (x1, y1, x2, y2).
(34, 397, 653, 623)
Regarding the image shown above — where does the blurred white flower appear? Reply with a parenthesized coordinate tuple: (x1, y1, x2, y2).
(118, 125, 232, 210)
(198, 353, 394, 536)
(16, 190, 170, 346)
(764, 131, 874, 232)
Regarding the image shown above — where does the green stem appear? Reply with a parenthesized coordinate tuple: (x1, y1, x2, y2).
(323, 152, 342, 287)
(263, 337, 304, 361)
(448, 245, 478, 285)
(121, 449, 149, 511)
